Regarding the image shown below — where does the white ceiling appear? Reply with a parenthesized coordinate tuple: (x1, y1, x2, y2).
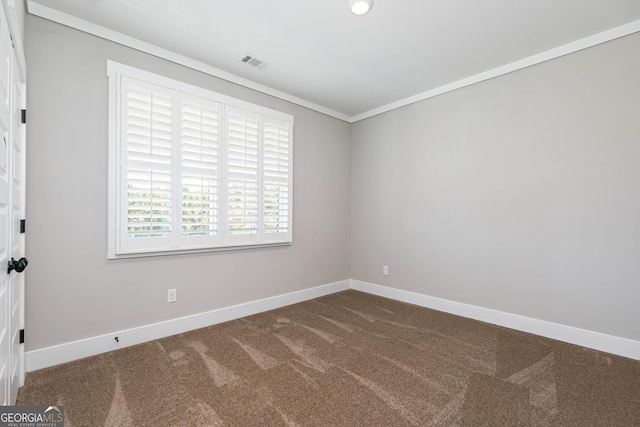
(27, 0, 640, 121)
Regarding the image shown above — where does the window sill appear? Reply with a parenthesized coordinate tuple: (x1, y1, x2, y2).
(107, 241, 292, 260)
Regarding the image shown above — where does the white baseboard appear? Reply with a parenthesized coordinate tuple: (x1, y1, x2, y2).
(351, 280, 640, 361)
(26, 278, 640, 371)
(25, 280, 350, 372)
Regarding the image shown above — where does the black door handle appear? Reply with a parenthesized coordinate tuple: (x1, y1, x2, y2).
(7, 257, 28, 274)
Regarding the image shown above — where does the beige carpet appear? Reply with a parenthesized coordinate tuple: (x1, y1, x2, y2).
(17, 290, 640, 426)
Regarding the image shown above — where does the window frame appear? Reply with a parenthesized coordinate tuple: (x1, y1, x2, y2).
(107, 61, 294, 259)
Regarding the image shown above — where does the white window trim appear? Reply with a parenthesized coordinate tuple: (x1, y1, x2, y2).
(107, 61, 294, 259)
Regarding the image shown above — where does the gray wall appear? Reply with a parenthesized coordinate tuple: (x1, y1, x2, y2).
(25, 15, 351, 351)
(25, 11, 640, 353)
(351, 33, 640, 341)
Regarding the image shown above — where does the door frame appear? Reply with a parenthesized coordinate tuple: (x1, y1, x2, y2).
(2, 0, 27, 400)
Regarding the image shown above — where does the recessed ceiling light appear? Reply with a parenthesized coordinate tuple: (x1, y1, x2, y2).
(349, 0, 373, 15)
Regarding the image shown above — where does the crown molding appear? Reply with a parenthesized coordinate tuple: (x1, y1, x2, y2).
(26, 1, 351, 122)
(26, 2, 640, 124)
(351, 19, 640, 122)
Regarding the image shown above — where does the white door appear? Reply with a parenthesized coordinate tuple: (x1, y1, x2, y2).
(8, 41, 26, 404)
(0, 9, 12, 405)
(0, 9, 10, 404)
(0, 7, 25, 406)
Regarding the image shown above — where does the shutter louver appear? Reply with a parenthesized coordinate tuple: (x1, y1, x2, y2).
(226, 108, 259, 238)
(181, 98, 221, 241)
(123, 78, 173, 242)
(263, 119, 291, 238)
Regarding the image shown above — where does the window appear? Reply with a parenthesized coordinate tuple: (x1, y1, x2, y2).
(107, 61, 293, 258)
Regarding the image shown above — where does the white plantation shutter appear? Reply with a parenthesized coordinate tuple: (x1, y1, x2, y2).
(109, 62, 293, 257)
(180, 95, 222, 247)
(225, 107, 259, 244)
(120, 77, 174, 252)
(223, 109, 293, 246)
(262, 117, 291, 241)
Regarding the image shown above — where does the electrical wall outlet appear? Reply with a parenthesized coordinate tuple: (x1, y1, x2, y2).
(168, 289, 177, 303)
(383, 265, 389, 276)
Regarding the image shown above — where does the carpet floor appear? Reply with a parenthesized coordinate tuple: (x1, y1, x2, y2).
(17, 290, 640, 426)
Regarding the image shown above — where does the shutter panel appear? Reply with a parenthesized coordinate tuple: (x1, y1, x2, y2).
(120, 77, 174, 252)
(262, 117, 291, 242)
(225, 107, 259, 244)
(180, 95, 222, 246)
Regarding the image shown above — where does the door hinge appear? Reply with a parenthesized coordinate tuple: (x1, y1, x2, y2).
(20, 219, 25, 234)
(19, 329, 24, 344)
(21, 109, 26, 124)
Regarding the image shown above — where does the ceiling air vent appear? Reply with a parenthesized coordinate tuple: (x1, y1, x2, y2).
(241, 54, 268, 70)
